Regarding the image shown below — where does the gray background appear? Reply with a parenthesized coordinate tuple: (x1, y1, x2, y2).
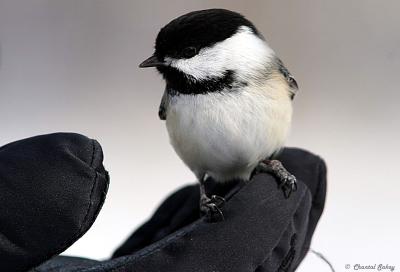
(0, 1, 399, 270)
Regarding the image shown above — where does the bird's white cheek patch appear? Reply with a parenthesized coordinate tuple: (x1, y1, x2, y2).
(167, 51, 227, 80)
(167, 26, 275, 81)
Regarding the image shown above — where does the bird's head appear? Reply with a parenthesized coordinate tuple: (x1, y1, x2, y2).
(140, 9, 278, 95)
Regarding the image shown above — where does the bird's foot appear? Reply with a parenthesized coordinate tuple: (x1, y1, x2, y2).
(255, 160, 297, 198)
(200, 195, 226, 223)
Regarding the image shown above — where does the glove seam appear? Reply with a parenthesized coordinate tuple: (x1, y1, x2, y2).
(82, 221, 203, 272)
(255, 183, 309, 271)
(33, 139, 101, 271)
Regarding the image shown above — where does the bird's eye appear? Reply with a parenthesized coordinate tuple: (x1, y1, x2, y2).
(182, 47, 197, 58)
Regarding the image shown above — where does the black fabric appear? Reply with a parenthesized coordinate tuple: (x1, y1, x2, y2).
(0, 132, 326, 272)
(0, 133, 109, 272)
(105, 148, 326, 272)
(278, 148, 327, 266)
(37, 148, 326, 272)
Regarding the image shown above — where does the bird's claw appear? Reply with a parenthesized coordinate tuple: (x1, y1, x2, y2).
(210, 195, 226, 206)
(280, 174, 297, 198)
(200, 195, 226, 223)
(256, 160, 297, 199)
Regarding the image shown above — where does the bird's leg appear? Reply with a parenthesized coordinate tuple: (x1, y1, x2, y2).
(199, 177, 225, 222)
(255, 160, 297, 198)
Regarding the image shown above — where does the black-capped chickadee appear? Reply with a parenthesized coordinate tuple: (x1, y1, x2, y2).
(140, 9, 298, 221)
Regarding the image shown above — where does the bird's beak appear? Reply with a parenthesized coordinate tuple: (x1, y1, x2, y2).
(139, 55, 165, 68)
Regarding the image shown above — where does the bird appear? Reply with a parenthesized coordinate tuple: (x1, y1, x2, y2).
(139, 9, 298, 221)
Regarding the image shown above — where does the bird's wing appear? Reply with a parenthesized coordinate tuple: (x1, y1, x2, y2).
(276, 58, 298, 100)
(158, 87, 169, 120)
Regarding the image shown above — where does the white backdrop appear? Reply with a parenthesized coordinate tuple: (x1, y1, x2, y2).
(0, 1, 399, 271)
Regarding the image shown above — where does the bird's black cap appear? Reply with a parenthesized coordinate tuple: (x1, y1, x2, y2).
(139, 9, 262, 95)
(154, 9, 260, 60)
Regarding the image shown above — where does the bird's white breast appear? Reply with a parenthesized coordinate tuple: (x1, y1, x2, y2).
(165, 82, 293, 182)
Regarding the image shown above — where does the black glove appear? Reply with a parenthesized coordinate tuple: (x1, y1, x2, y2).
(0, 133, 109, 272)
(110, 148, 326, 272)
(0, 133, 326, 272)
